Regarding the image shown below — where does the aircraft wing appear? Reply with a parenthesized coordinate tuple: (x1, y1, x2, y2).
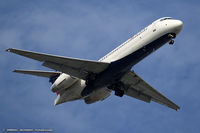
(6, 48, 110, 80)
(120, 71, 180, 110)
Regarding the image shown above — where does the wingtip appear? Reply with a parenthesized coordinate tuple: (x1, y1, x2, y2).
(174, 106, 180, 111)
(13, 70, 17, 73)
(6, 48, 12, 52)
(6, 48, 18, 53)
(176, 107, 180, 111)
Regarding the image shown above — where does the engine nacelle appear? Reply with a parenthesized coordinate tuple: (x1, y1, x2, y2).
(50, 73, 77, 92)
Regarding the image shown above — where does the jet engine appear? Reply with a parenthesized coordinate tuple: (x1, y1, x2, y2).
(50, 73, 77, 92)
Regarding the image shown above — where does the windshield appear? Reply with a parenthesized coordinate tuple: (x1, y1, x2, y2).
(160, 17, 173, 21)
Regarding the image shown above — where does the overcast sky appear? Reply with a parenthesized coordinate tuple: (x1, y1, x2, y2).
(1, 0, 200, 133)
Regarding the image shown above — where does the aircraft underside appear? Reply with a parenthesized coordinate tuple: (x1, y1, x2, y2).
(81, 33, 176, 97)
(6, 17, 182, 110)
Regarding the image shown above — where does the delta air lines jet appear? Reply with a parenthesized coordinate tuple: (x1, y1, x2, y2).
(7, 17, 183, 110)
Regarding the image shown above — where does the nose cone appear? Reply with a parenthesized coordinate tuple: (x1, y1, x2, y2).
(174, 20, 183, 34)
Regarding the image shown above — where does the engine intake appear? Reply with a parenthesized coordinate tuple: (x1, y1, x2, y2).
(50, 73, 77, 92)
(49, 74, 60, 84)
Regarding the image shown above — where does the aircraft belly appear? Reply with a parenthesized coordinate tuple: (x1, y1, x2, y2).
(81, 33, 173, 97)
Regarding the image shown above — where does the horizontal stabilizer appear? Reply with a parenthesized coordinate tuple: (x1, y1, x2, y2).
(13, 69, 61, 78)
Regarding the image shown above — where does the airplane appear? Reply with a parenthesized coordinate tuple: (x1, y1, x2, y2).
(6, 17, 183, 111)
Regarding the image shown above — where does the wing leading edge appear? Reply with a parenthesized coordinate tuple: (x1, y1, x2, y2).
(120, 71, 180, 110)
(6, 48, 110, 80)
(13, 69, 61, 78)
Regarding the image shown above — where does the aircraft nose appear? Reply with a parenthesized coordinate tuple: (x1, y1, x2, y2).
(174, 20, 183, 34)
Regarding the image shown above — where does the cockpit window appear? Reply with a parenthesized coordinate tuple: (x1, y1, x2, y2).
(160, 17, 173, 21)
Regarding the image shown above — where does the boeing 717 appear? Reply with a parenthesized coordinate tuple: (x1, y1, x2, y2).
(7, 17, 183, 110)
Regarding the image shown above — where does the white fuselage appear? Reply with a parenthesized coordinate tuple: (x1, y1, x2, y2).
(54, 17, 183, 105)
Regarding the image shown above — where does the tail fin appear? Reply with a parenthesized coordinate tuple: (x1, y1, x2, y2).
(13, 69, 61, 78)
